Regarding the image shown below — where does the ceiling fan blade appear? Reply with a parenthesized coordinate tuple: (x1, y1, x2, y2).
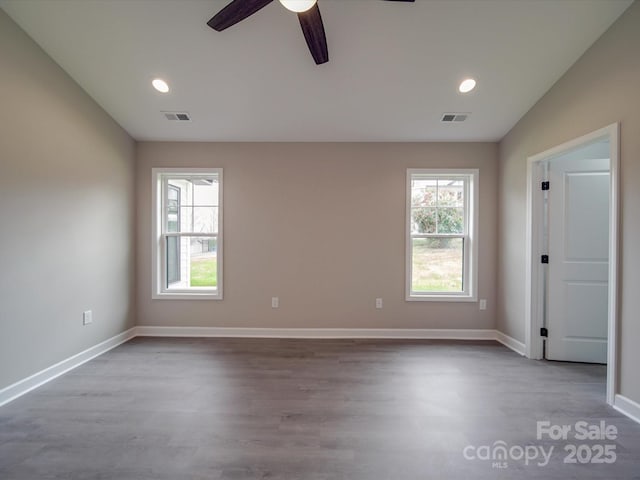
(207, 0, 274, 32)
(297, 3, 328, 65)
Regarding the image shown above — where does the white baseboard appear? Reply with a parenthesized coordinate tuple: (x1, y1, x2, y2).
(136, 327, 527, 355)
(0, 328, 137, 408)
(494, 330, 526, 356)
(613, 394, 640, 425)
(135, 326, 498, 340)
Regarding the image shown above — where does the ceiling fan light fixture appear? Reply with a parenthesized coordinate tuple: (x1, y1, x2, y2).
(279, 0, 317, 13)
(152, 78, 170, 93)
(459, 78, 477, 94)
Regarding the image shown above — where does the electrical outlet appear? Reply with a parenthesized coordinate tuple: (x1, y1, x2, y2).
(479, 299, 487, 311)
(271, 297, 279, 308)
(375, 298, 383, 309)
(83, 310, 93, 325)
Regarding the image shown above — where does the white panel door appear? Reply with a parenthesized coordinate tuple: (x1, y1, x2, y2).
(546, 156, 609, 363)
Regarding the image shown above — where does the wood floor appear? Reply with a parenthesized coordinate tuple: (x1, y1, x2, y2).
(1, 338, 639, 479)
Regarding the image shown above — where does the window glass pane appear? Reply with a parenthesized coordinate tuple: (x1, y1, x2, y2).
(167, 188, 179, 211)
(166, 177, 219, 234)
(193, 180, 218, 206)
(189, 237, 217, 288)
(166, 236, 217, 290)
(412, 237, 463, 292)
(411, 207, 437, 234)
(157, 170, 222, 297)
(437, 179, 464, 207)
(166, 236, 180, 285)
(178, 206, 219, 233)
(167, 218, 179, 233)
(436, 207, 464, 234)
(411, 179, 437, 207)
(167, 185, 180, 233)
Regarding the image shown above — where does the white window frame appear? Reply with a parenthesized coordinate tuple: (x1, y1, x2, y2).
(152, 168, 223, 300)
(406, 168, 478, 302)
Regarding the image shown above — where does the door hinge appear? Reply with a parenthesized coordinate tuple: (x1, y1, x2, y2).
(541, 181, 550, 191)
(541, 255, 549, 264)
(540, 327, 548, 337)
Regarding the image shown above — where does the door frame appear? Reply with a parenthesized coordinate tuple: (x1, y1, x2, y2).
(524, 123, 619, 405)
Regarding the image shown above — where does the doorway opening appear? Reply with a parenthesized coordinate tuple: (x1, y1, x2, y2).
(524, 123, 619, 405)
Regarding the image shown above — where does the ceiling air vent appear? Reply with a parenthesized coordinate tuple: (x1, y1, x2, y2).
(163, 111, 192, 122)
(441, 113, 469, 123)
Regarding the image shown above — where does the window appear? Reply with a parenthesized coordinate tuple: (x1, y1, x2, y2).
(152, 168, 222, 299)
(406, 169, 478, 301)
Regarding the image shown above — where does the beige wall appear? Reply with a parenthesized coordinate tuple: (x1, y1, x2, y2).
(0, 10, 135, 389)
(137, 142, 498, 330)
(497, 2, 640, 402)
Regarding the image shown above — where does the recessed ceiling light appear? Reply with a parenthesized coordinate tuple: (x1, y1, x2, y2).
(279, 0, 317, 13)
(152, 78, 170, 93)
(459, 78, 477, 94)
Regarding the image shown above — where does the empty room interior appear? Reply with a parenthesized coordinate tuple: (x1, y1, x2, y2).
(2, 0, 640, 478)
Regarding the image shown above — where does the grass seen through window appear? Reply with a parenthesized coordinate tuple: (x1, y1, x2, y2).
(412, 238, 463, 292)
(190, 256, 217, 287)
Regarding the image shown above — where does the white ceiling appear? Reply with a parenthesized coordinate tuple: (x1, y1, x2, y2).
(0, 0, 632, 142)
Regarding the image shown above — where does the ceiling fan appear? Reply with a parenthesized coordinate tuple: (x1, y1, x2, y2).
(207, 0, 415, 65)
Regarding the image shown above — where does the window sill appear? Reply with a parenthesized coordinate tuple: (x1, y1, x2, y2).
(406, 294, 476, 303)
(153, 292, 222, 300)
